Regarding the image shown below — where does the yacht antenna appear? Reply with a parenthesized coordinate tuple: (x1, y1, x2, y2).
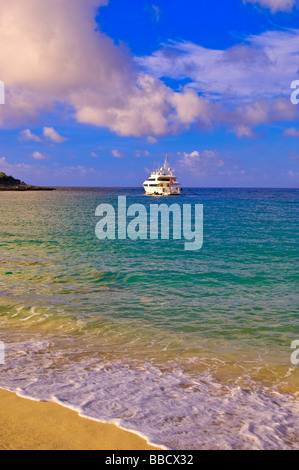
(164, 153, 168, 170)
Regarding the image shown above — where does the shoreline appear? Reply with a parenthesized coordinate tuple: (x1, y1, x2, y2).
(0, 187, 55, 191)
(0, 388, 160, 450)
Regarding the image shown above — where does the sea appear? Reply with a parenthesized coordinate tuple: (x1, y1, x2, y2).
(0, 187, 298, 450)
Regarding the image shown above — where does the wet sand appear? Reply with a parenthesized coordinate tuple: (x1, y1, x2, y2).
(0, 389, 159, 450)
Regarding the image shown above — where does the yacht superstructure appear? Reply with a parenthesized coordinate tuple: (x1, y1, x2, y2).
(143, 155, 182, 196)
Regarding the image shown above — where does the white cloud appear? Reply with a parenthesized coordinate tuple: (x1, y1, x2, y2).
(138, 30, 299, 102)
(90, 151, 99, 158)
(53, 165, 98, 177)
(288, 170, 299, 177)
(137, 29, 299, 136)
(19, 129, 42, 142)
(0, 0, 297, 140)
(111, 149, 123, 158)
(0, 156, 104, 186)
(43, 127, 67, 143)
(30, 151, 48, 160)
(141, 30, 299, 136)
(223, 98, 296, 137)
(19, 127, 67, 144)
(0, 156, 34, 177)
(0, 0, 128, 127)
(169, 89, 213, 128)
(147, 136, 158, 144)
(179, 150, 225, 175)
(177, 150, 249, 184)
(135, 149, 150, 158)
(152, 5, 160, 21)
(284, 127, 299, 137)
(244, 0, 297, 13)
(0, 0, 208, 138)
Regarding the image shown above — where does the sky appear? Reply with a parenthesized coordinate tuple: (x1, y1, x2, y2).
(0, 0, 298, 187)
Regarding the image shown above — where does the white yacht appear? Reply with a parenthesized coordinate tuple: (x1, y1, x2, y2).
(143, 155, 182, 196)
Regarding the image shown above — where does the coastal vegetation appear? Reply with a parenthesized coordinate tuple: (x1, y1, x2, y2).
(0, 172, 55, 191)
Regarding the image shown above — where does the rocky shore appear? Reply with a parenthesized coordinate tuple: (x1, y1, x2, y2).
(0, 173, 55, 191)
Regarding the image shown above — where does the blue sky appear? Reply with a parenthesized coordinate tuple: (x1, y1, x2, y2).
(0, 0, 298, 187)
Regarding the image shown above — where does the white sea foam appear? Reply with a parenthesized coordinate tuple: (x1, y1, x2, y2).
(0, 337, 298, 450)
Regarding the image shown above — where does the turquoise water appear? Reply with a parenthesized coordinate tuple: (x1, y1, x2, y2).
(0, 188, 298, 449)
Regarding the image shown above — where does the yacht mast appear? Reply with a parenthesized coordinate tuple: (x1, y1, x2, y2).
(164, 154, 168, 171)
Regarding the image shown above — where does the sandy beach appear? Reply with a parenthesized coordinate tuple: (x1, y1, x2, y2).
(0, 389, 158, 450)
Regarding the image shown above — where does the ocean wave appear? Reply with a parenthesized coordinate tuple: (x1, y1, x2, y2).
(0, 333, 298, 450)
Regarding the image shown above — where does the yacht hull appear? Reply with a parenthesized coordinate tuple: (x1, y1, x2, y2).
(144, 188, 181, 196)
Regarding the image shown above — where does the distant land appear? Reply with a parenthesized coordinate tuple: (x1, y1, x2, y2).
(0, 172, 55, 191)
